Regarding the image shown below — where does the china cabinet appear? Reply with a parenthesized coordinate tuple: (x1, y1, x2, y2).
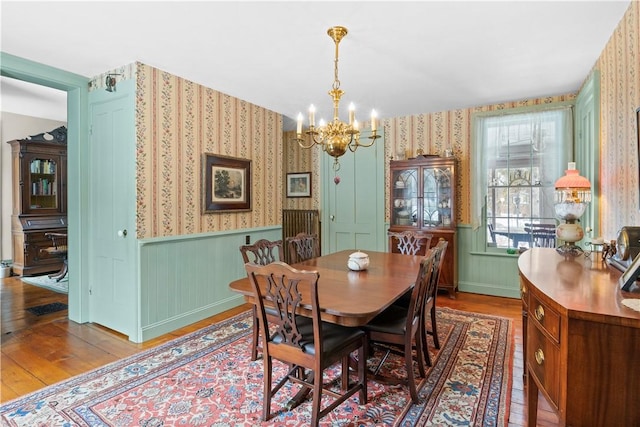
(8, 136, 67, 276)
(389, 156, 457, 297)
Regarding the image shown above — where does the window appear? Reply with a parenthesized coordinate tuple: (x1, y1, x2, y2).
(472, 106, 573, 249)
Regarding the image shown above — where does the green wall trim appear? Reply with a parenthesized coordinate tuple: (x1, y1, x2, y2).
(456, 223, 520, 299)
(458, 282, 520, 299)
(1, 52, 88, 88)
(141, 295, 246, 341)
(136, 226, 281, 342)
(138, 226, 282, 245)
(1, 52, 90, 324)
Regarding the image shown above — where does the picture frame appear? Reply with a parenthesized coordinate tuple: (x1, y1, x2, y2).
(619, 251, 640, 292)
(286, 172, 312, 198)
(203, 153, 251, 213)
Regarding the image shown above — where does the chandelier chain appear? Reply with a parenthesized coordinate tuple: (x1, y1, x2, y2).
(333, 38, 341, 91)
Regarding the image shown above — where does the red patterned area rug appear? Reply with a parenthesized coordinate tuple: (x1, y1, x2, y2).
(0, 307, 512, 426)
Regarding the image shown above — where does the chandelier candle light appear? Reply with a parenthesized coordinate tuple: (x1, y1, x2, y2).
(554, 162, 592, 257)
(294, 26, 380, 171)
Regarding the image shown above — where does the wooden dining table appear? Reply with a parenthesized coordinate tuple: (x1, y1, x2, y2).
(228, 249, 423, 327)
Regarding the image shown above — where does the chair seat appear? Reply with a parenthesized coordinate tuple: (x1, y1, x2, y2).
(394, 288, 412, 308)
(273, 321, 365, 356)
(362, 305, 408, 335)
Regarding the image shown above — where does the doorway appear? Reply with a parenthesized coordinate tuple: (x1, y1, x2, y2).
(1, 77, 69, 327)
(1, 52, 90, 325)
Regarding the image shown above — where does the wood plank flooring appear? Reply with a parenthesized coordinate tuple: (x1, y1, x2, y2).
(0, 275, 559, 425)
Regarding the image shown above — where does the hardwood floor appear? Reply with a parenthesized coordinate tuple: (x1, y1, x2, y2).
(0, 275, 559, 425)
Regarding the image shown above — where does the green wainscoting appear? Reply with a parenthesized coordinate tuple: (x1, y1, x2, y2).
(137, 226, 281, 341)
(457, 224, 521, 298)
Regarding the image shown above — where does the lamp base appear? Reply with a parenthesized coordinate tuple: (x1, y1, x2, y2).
(556, 243, 584, 257)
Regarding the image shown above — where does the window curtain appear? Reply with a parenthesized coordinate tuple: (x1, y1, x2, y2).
(471, 106, 573, 230)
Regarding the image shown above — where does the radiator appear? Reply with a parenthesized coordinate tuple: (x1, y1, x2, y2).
(282, 209, 320, 263)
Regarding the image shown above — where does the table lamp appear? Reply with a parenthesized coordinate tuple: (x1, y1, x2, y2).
(554, 162, 591, 256)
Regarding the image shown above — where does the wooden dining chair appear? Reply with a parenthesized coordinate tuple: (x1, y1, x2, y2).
(487, 223, 497, 246)
(42, 232, 68, 282)
(524, 223, 556, 248)
(239, 239, 284, 361)
(286, 232, 320, 264)
(245, 261, 367, 426)
(392, 239, 447, 367)
(362, 250, 437, 403)
(388, 230, 433, 255)
(420, 238, 448, 365)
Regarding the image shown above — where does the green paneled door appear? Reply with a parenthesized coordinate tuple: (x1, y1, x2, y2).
(575, 71, 600, 239)
(322, 130, 385, 253)
(88, 79, 138, 340)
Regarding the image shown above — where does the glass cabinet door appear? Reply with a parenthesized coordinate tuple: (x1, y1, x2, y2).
(422, 166, 453, 228)
(391, 167, 418, 227)
(28, 157, 58, 211)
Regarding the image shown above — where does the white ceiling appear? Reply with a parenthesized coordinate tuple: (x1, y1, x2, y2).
(0, 1, 631, 129)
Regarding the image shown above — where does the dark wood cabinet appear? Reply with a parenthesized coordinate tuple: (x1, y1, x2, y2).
(8, 138, 67, 276)
(519, 248, 640, 426)
(389, 156, 458, 297)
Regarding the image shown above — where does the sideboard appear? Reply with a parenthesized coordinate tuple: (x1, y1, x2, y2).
(518, 248, 640, 426)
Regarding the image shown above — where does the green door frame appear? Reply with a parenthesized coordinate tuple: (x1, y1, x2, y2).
(1, 52, 90, 323)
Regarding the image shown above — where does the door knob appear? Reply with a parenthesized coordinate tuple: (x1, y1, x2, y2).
(330, 215, 335, 221)
(117, 229, 128, 237)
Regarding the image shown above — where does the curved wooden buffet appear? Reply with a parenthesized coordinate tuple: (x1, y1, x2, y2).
(518, 248, 640, 426)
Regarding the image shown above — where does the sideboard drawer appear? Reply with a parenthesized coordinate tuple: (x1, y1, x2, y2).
(528, 320, 560, 408)
(529, 293, 560, 343)
(520, 278, 528, 306)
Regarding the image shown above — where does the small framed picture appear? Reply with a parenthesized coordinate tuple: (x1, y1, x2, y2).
(203, 153, 251, 213)
(619, 252, 640, 292)
(286, 172, 312, 198)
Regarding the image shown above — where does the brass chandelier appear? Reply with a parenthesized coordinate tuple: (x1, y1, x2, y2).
(294, 26, 380, 170)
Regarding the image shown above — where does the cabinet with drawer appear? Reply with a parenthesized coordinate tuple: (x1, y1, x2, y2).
(527, 314, 560, 407)
(519, 248, 640, 426)
(8, 136, 67, 276)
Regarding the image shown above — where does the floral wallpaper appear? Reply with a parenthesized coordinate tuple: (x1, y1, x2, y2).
(596, 0, 639, 239)
(135, 63, 283, 238)
(129, 1, 636, 241)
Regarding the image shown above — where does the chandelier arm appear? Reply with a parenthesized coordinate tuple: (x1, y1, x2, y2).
(295, 137, 319, 150)
(347, 133, 358, 152)
(295, 129, 326, 149)
(356, 133, 378, 148)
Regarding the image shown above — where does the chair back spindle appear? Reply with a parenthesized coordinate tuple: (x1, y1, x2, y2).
(240, 239, 284, 265)
(286, 232, 320, 264)
(388, 230, 433, 255)
(239, 238, 284, 361)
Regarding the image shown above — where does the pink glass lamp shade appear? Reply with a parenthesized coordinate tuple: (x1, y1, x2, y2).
(554, 162, 591, 256)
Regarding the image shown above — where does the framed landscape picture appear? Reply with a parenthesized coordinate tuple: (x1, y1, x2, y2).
(286, 172, 312, 198)
(203, 154, 251, 213)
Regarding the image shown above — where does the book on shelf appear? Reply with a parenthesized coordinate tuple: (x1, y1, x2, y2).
(29, 159, 56, 174)
(31, 178, 55, 196)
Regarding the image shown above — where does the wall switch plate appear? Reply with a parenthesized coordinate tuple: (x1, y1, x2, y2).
(245, 235, 250, 244)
